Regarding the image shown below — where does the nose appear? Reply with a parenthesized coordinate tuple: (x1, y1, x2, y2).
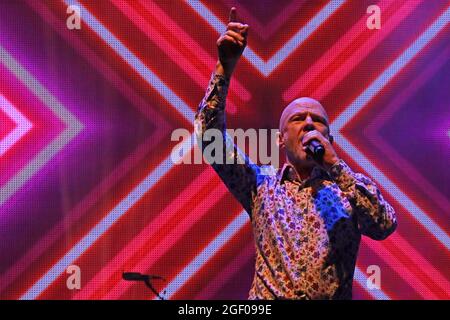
(303, 114, 315, 132)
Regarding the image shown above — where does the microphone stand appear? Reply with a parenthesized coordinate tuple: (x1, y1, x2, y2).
(122, 272, 166, 300)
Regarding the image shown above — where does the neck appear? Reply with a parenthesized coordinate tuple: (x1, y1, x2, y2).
(288, 159, 315, 181)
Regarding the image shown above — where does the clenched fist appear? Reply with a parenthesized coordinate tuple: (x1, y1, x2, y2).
(216, 7, 249, 79)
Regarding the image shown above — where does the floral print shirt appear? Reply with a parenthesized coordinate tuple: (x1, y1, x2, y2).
(194, 73, 397, 300)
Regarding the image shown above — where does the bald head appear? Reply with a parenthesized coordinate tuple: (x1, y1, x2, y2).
(279, 97, 329, 132)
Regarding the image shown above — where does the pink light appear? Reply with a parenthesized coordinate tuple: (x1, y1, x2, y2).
(0, 94, 33, 157)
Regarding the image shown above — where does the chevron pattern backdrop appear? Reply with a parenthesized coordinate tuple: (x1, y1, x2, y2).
(0, 0, 449, 300)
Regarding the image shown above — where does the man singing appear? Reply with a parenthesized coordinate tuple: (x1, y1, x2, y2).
(194, 7, 397, 300)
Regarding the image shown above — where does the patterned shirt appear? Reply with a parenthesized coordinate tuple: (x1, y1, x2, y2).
(194, 73, 397, 300)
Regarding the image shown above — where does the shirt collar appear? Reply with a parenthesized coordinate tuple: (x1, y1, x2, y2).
(278, 162, 331, 186)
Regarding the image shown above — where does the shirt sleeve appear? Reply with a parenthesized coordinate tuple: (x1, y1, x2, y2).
(328, 159, 397, 240)
(194, 73, 261, 216)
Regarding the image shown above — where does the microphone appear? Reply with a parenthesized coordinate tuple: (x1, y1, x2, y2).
(122, 272, 165, 281)
(122, 272, 147, 281)
(306, 139, 325, 158)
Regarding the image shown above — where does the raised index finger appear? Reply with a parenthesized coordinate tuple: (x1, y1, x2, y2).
(229, 7, 237, 23)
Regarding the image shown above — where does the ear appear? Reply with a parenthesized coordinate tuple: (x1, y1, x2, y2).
(276, 131, 284, 149)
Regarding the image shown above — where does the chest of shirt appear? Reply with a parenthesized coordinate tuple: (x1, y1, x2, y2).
(252, 177, 358, 245)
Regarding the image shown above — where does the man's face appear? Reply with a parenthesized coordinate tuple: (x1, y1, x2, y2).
(278, 98, 331, 166)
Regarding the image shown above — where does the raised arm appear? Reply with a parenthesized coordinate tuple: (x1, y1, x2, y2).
(194, 8, 260, 216)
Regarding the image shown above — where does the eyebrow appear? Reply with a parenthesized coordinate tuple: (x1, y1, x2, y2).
(288, 112, 329, 125)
